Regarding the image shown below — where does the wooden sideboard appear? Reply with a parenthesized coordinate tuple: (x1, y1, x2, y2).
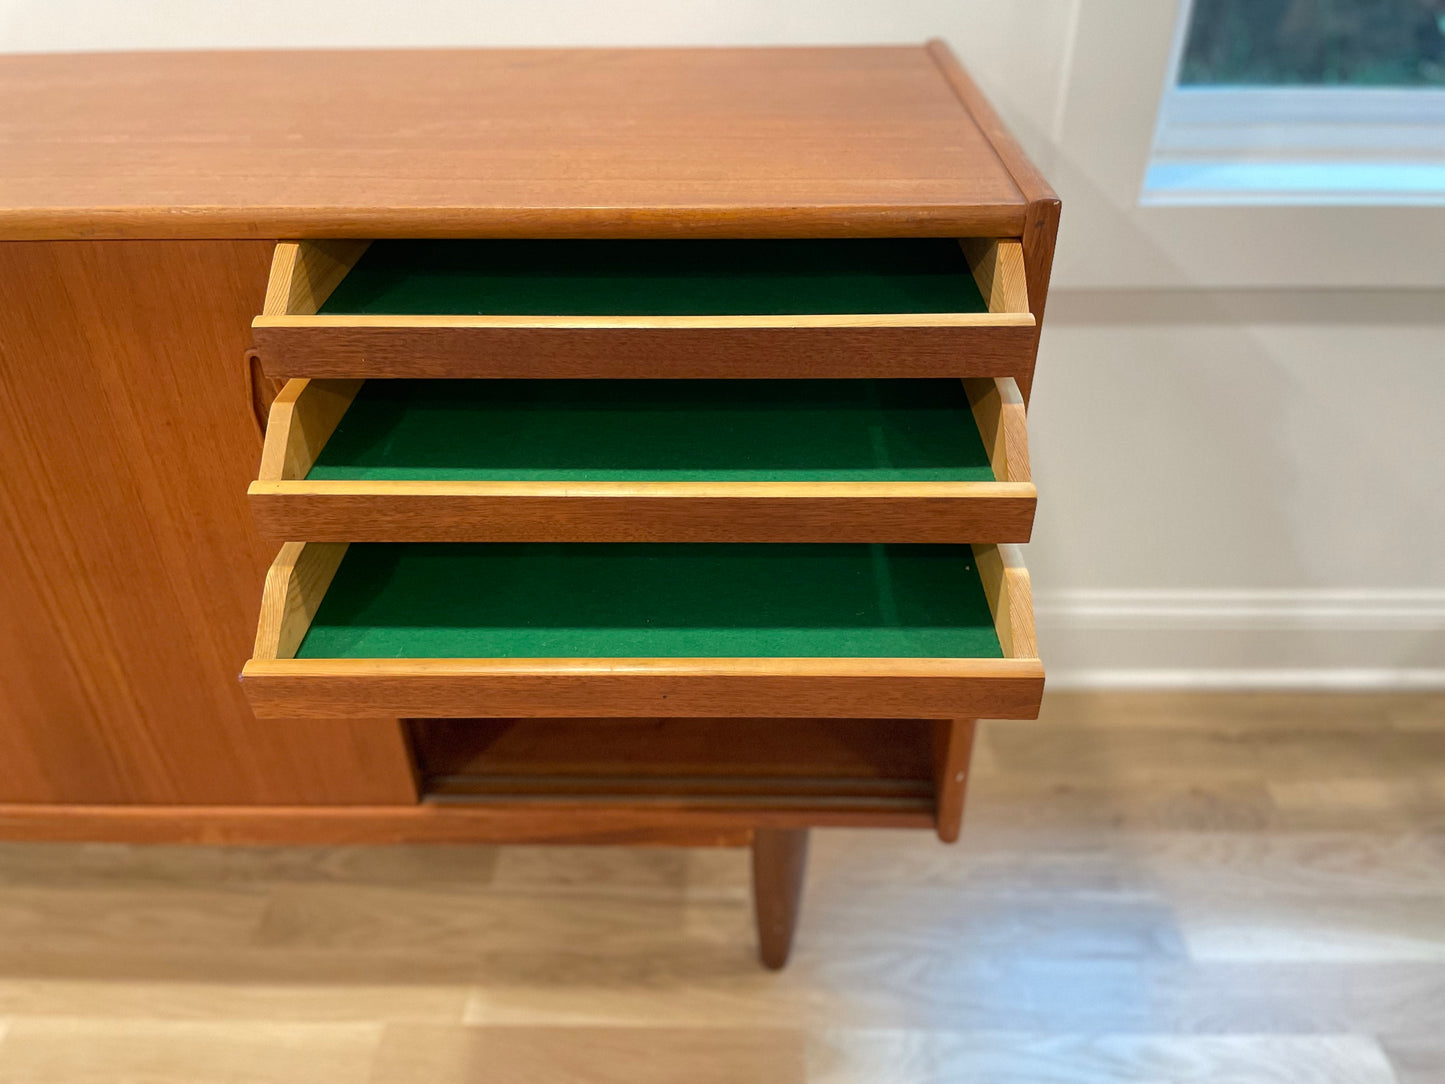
(0, 44, 1058, 966)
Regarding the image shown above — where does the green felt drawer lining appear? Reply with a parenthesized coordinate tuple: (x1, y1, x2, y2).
(306, 379, 996, 483)
(295, 543, 1004, 661)
(317, 239, 988, 317)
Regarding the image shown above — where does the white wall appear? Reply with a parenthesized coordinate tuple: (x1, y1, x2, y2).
(5, 0, 1441, 688)
(1032, 291, 1445, 687)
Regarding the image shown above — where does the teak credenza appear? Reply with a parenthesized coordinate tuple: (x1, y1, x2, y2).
(0, 43, 1058, 968)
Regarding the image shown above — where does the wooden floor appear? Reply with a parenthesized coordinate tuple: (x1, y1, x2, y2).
(0, 693, 1441, 1083)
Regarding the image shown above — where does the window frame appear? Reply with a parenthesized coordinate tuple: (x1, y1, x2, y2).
(1142, 0, 1445, 205)
(1045, 0, 1445, 288)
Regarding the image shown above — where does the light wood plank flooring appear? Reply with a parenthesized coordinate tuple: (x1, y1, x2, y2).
(0, 693, 1441, 1083)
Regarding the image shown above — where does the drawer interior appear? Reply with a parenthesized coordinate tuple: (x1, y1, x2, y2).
(318, 238, 990, 317)
(293, 543, 1003, 661)
(253, 238, 1036, 387)
(409, 716, 940, 810)
(304, 378, 996, 483)
(245, 542, 1038, 720)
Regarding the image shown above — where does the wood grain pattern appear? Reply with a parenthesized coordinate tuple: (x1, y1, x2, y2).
(241, 659, 1044, 721)
(253, 236, 1037, 384)
(0, 47, 1027, 241)
(958, 239, 1030, 315)
(247, 485, 1039, 544)
(0, 240, 417, 805)
(252, 322, 1039, 383)
(252, 542, 350, 661)
(262, 241, 370, 317)
(242, 538, 1043, 719)
(0, 46, 1056, 864)
(0, 694, 1433, 1082)
(972, 544, 1038, 660)
(255, 379, 364, 482)
(249, 375, 1036, 544)
(963, 376, 1030, 484)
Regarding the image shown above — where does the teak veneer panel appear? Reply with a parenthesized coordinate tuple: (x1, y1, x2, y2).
(250, 483, 1038, 545)
(243, 661, 1042, 721)
(0, 240, 417, 804)
(254, 320, 1039, 383)
(0, 45, 1027, 241)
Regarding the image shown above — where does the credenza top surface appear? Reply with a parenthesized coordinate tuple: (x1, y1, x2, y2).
(0, 44, 1039, 240)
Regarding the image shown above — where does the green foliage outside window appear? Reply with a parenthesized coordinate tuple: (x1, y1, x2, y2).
(1181, 0, 1445, 85)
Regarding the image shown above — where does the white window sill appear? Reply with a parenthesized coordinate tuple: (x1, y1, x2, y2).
(1142, 159, 1445, 205)
(1144, 87, 1445, 206)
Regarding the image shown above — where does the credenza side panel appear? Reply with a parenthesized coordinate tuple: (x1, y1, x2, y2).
(0, 240, 416, 805)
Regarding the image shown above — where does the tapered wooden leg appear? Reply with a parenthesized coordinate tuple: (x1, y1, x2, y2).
(932, 718, 977, 843)
(751, 827, 809, 969)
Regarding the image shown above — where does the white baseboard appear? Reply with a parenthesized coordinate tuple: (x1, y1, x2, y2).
(1033, 588, 1445, 691)
(1044, 668, 1445, 691)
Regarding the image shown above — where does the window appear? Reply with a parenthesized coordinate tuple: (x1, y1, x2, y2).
(1179, 0, 1445, 87)
(1144, 0, 1445, 203)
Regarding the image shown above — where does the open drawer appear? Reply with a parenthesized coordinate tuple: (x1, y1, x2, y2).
(250, 239, 1040, 392)
(249, 377, 1034, 544)
(241, 542, 1044, 720)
